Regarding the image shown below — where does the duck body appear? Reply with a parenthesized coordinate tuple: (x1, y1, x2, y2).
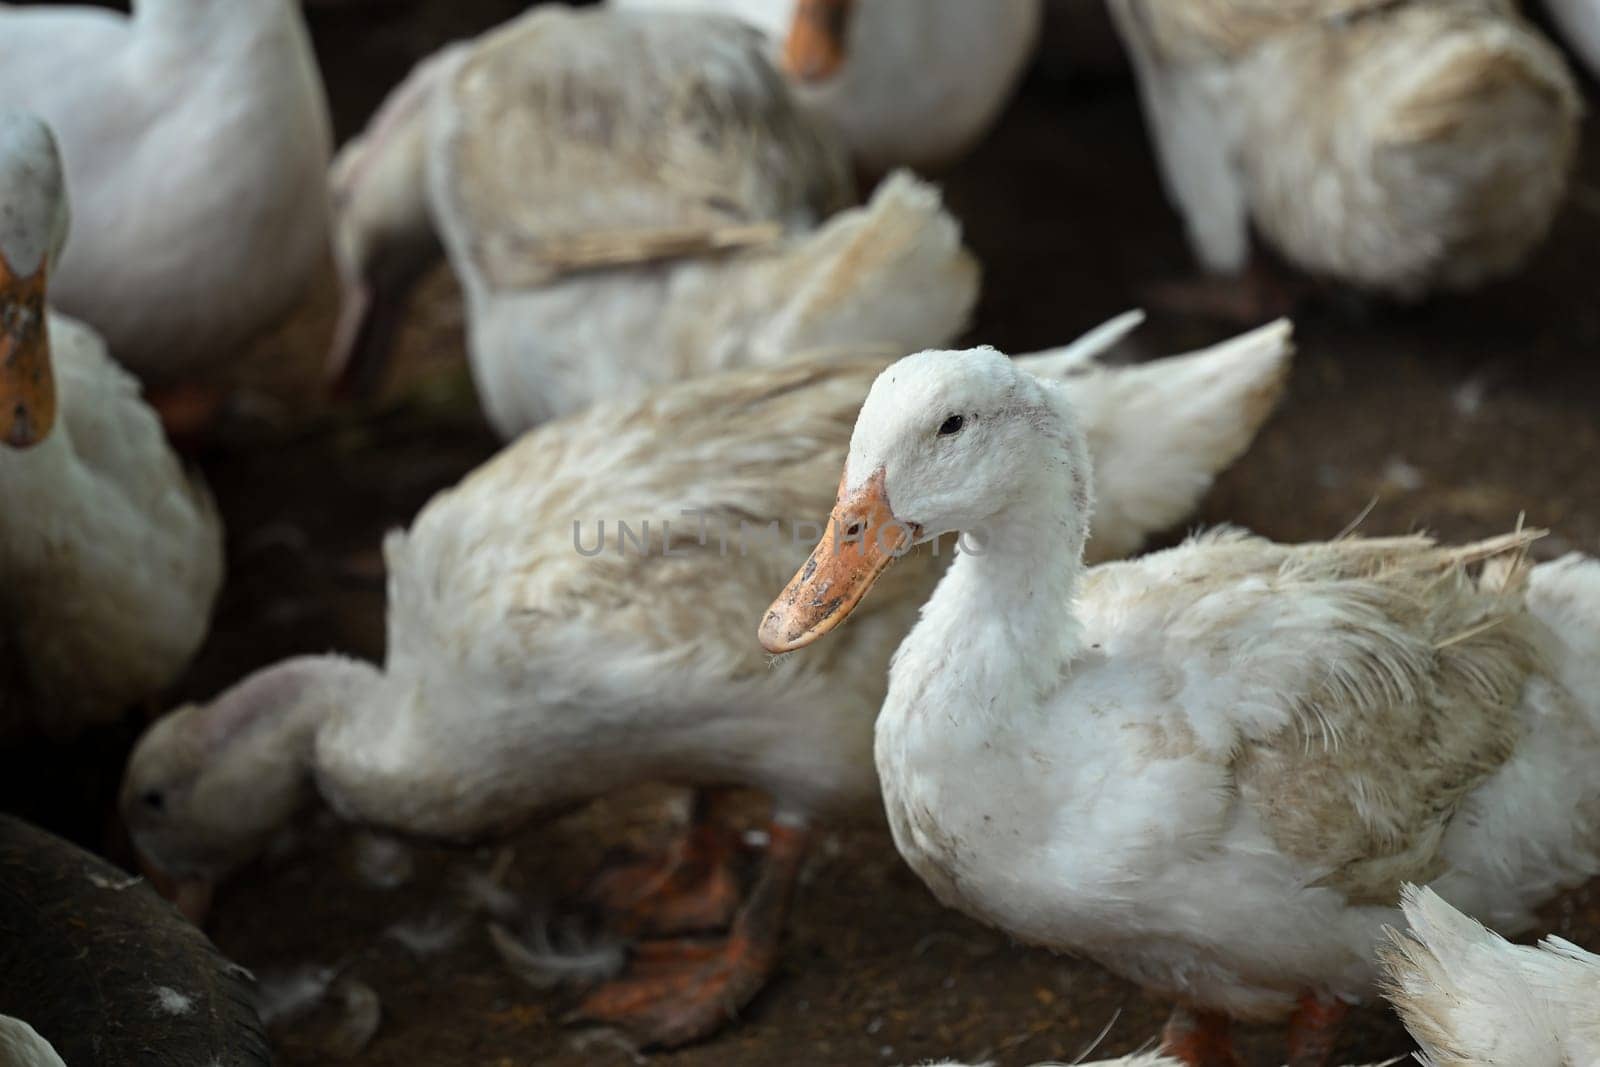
(1382, 885, 1600, 1065)
(331, 6, 980, 437)
(1110, 0, 1579, 297)
(609, 0, 1045, 172)
(879, 533, 1600, 1021)
(429, 6, 974, 438)
(0, 111, 222, 739)
(0, 0, 332, 376)
(763, 345, 1600, 1061)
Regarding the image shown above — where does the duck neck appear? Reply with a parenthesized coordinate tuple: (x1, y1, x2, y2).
(906, 406, 1092, 710)
(212, 655, 382, 775)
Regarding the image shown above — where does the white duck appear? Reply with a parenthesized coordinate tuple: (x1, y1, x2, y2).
(328, 5, 977, 440)
(1381, 885, 1600, 1066)
(0, 111, 223, 739)
(122, 314, 1291, 1048)
(761, 345, 1600, 1067)
(0, 1017, 66, 1067)
(609, 0, 1044, 173)
(0, 0, 332, 380)
(1108, 0, 1580, 302)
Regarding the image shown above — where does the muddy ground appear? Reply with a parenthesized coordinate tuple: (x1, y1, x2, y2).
(27, 1, 1600, 1064)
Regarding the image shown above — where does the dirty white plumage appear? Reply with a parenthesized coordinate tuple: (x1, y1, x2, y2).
(120, 316, 1290, 893)
(330, 5, 978, 439)
(0, 112, 222, 738)
(1108, 0, 1580, 296)
(763, 343, 1600, 1043)
(1381, 885, 1600, 1066)
(610, 0, 1044, 172)
(0, 0, 332, 376)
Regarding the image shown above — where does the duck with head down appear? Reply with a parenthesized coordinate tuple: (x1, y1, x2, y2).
(764, 345, 1600, 1067)
(0, 111, 222, 743)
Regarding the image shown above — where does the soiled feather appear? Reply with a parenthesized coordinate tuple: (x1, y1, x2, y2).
(488, 916, 626, 990)
(1085, 528, 1545, 904)
(439, 6, 852, 288)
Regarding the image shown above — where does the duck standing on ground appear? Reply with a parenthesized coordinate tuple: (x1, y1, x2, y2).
(0, 111, 223, 740)
(1382, 885, 1600, 1066)
(761, 344, 1600, 1067)
(328, 5, 977, 438)
(1108, 0, 1580, 310)
(0, 0, 332, 385)
(123, 315, 1292, 1048)
(609, 0, 1045, 173)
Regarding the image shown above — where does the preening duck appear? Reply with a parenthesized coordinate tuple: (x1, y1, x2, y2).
(609, 0, 1045, 172)
(761, 345, 1600, 1067)
(123, 315, 1291, 1048)
(1381, 885, 1600, 1066)
(0, 0, 332, 379)
(328, 4, 977, 439)
(1108, 0, 1580, 301)
(0, 111, 222, 740)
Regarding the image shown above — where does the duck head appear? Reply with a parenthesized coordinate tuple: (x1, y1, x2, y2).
(121, 655, 380, 924)
(761, 346, 1083, 652)
(0, 111, 68, 449)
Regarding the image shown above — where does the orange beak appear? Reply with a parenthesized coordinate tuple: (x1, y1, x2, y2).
(782, 0, 854, 83)
(0, 250, 54, 449)
(760, 468, 917, 653)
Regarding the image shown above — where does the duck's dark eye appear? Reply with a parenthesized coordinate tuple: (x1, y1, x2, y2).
(937, 414, 966, 437)
(140, 790, 165, 813)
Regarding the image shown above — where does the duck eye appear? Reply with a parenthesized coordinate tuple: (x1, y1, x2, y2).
(140, 790, 166, 813)
(937, 414, 965, 437)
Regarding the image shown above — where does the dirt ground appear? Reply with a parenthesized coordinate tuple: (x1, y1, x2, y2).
(32, 2, 1600, 1065)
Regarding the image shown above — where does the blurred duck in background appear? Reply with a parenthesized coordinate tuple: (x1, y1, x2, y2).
(122, 314, 1292, 1048)
(1108, 0, 1581, 317)
(0, 0, 332, 425)
(609, 0, 1045, 173)
(329, 4, 978, 440)
(760, 344, 1600, 1067)
(0, 112, 222, 742)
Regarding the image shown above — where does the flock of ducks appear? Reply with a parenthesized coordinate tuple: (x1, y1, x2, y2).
(1, 1, 1599, 1065)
